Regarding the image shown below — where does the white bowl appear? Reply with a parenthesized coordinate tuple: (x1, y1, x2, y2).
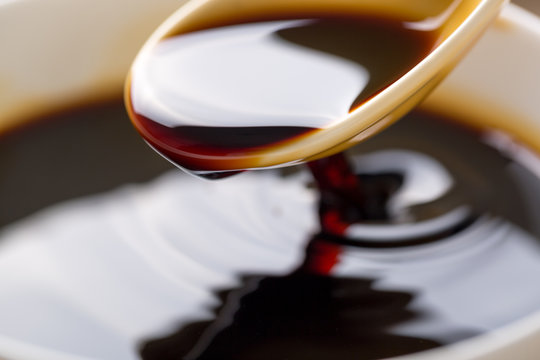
(1, 1, 540, 359)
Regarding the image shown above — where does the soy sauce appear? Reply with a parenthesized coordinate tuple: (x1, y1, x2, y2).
(138, 111, 540, 360)
(4, 103, 540, 360)
(126, 15, 437, 176)
(0, 101, 173, 227)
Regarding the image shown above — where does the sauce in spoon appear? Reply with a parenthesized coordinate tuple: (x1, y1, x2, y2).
(126, 13, 438, 177)
(125, 0, 505, 178)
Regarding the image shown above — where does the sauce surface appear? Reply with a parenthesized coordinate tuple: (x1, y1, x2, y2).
(3, 103, 540, 360)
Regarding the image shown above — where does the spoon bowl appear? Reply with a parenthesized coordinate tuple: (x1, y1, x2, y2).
(126, 0, 507, 174)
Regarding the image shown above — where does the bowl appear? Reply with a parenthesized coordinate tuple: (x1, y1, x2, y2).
(0, 1, 540, 359)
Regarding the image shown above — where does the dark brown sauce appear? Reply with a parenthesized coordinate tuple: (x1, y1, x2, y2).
(0, 101, 173, 227)
(4, 103, 540, 359)
(141, 271, 443, 360)
(126, 15, 437, 176)
(138, 111, 540, 360)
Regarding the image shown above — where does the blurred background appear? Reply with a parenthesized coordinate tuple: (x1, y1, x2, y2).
(515, 0, 540, 14)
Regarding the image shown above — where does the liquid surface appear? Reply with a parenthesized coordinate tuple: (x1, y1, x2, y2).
(138, 112, 540, 360)
(0, 102, 173, 227)
(127, 16, 436, 175)
(3, 103, 540, 359)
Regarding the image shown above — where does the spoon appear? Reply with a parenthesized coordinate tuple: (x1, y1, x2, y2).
(125, 0, 507, 176)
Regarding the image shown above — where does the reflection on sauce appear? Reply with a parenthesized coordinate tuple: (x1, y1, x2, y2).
(2, 105, 540, 359)
(136, 112, 540, 359)
(140, 237, 443, 360)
